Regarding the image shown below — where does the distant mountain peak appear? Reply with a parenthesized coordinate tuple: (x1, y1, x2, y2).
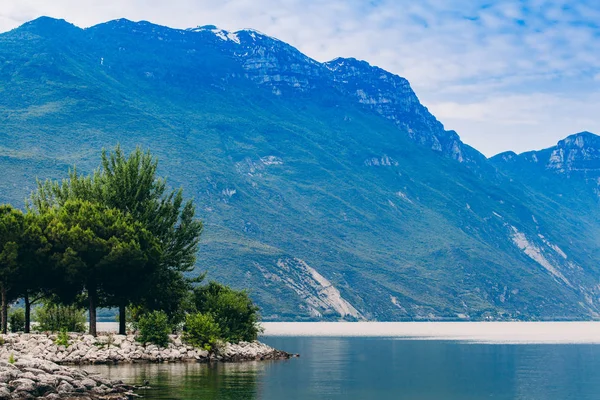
(492, 131, 600, 177)
(19, 16, 80, 35)
(25, 16, 69, 25)
(558, 131, 600, 149)
(190, 24, 218, 31)
(185, 25, 278, 45)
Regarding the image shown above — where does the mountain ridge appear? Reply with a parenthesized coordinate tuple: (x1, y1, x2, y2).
(2, 17, 600, 321)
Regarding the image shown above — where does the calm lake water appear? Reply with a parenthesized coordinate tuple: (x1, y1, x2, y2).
(85, 323, 600, 399)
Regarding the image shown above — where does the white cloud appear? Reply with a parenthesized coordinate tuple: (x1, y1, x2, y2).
(1, 0, 600, 156)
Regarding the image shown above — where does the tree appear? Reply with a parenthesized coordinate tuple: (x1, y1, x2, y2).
(31, 145, 203, 334)
(193, 282, 261, 343)
(0, 205, 25, 334)
(15, 212, 54, 333)
(95, 146, 202, 333)
(44, 199, 158, 336)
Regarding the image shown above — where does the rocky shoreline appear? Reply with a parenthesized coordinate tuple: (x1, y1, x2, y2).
(0, 333, 294, 398)
(0, 357, 136, 399)
(0, 333, 292, 365)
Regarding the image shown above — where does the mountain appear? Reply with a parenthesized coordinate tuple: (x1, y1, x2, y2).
(2, 17, 600, 321)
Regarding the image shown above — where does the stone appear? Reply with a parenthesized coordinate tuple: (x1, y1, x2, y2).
(56, 381, 74, 394)
(80, 378, 97, 389)
(9, 378, 36, 392)
(0, 333, 291, 366)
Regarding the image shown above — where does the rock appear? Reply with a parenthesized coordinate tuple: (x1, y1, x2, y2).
(8, 378, 36, 393)
(56, 381, 74, 394)
(80, 378, 98, 389)
(0, 333, 292, 365)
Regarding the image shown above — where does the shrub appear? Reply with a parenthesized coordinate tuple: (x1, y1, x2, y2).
(34, 302, 86, 333)
(136, 310, 171, 347)
(183, 313, 222, 352)
(8, 308, 25, 333)
(8, 354, 14, 364)
(193, 282, 262, 343)
(55, 329, 70, 347)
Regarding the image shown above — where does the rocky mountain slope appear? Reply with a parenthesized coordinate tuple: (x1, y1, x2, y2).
(1, 17, 600, 321)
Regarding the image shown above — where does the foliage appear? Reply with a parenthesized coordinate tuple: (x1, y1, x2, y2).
(41, 198, 160, 335)
(30, 146, 202, 334)
(135, 270, 197, 331)
(8, 308, 25, 333)
(193, 282, 262, 343)
(0, 205, 26, 333)
(55, 328, 70, 347)
(34, 302, 86, 333)
(183, 312, 222, 352)
(136, 310, 171, 347)
(8, 354, 14, 364)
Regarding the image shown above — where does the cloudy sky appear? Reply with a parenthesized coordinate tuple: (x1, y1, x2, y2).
(1, 0, 598, 156)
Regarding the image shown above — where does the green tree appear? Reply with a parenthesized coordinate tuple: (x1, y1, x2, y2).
(31, 145, 203, 334)
(15, 212, 54, 333)
(193, 282, 261, 343)
(0, 205, 25, 334)
(44, 199, 158, 336)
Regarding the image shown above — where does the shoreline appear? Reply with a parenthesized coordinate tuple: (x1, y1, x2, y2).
(0, 333, 294, 365)
(0, 357, 137, 399)
(0, 333, 294, 399)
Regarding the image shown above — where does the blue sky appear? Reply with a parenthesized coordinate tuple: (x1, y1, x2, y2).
(1, 0, 599, 156)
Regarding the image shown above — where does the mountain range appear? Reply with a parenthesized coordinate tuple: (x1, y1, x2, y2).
(1, 17, 600, 321)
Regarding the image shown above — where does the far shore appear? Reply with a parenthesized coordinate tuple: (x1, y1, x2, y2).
(258, 321, 600, 344)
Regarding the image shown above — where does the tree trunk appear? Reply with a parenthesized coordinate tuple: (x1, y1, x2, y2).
(24, 293, 31, 334)
(119, 303, 126, 335)
(88, 287, 97, 337)
(1, 286, 7, 334)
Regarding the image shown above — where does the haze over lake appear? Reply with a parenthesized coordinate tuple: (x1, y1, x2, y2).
(262, 322, 600, 343)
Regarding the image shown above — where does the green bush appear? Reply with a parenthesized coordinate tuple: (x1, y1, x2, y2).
(34, 303, 86, 333)
(8, 308, 25, 333)
(136, 310, 171, 347)
(193, 282, 262, 343)
(55, 329, 70, 347)
(183, 313, 222, 352)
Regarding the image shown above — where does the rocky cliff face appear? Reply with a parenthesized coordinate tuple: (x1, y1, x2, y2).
(494, 132, 600, 177)
(179, 24, 482, 164)
(324, 57, 470, 163)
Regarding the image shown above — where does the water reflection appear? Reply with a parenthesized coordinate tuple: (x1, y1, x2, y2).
(85, 361, 264, 400)
(83, 338, 600, 400)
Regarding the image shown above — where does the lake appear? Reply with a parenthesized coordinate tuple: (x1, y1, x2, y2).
(85, 322, 600, 399)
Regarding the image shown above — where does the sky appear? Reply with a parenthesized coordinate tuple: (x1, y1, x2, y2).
(1, 0, 599, 156)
